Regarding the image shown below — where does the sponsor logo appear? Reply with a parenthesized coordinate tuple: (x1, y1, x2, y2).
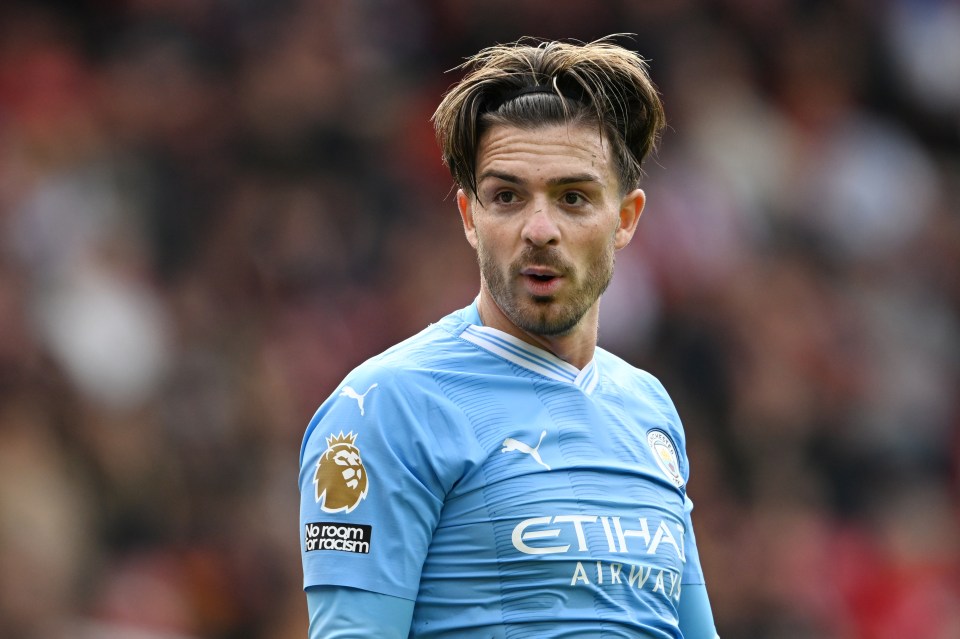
(314, 431, 368, 513)
(510, 514, 687, 602)
(304, 522, 372, 554)
(339, 383, 378, 416)
(501, 430, 551, 470)
(511, 515, 686, 561)
(646, 429, 684, 487)
(568, 561, 682, 602)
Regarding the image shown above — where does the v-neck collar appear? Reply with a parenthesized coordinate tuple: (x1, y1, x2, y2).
(456, 314, 600, 394)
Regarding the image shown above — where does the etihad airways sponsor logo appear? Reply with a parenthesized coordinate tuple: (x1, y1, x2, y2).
(511, 514, 686, 562)
(569, 561, 683, 602)
(512, 515, 687, 601)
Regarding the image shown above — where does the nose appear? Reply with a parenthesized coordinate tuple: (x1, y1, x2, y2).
(521, 206, 560, 247)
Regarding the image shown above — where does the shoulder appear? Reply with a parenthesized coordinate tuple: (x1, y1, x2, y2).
(300, 308, 488, 461)
(595, 348, 674, 406)
(595, 347, 687, 440)
(333, 305, 476, 390)
(344, 314, 485, 398)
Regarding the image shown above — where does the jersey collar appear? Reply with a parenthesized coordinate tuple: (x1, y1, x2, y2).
(458, 317, 600, 394)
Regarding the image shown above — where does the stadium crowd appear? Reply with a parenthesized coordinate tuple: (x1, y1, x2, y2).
(0, 1, 958, 637)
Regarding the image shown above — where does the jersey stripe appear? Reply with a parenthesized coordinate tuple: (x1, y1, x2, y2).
(460, 325, 599, 393)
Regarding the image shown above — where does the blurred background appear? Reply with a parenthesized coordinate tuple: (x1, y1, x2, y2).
(0, 0, 958, 637)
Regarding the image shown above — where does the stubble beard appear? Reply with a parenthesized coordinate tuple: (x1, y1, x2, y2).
(478, 242, 616, 337)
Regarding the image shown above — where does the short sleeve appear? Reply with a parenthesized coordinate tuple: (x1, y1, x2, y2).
(681, 493, 706, 585)
(306, 586, 415, 638)
(677, 582, 720, 639)
(299, 366, 449, 600)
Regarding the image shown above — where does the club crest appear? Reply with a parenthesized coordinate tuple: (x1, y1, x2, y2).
(646, 429, 684, 488)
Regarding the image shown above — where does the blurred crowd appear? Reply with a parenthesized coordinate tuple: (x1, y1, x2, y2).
(0, 1, 958, 637)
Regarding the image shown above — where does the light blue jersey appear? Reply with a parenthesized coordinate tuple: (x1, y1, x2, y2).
(299, 302, 716, 638)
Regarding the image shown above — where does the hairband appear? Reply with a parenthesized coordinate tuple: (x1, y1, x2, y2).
(503, 85, 557, 100)
(485, 83, 582, 112)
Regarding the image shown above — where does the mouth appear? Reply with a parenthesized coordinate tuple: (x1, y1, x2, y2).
(521, 266, 560, 278)
(520, 267, 563, 296)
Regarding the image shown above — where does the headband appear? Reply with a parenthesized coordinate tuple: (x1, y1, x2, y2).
(485, 82, 585, 113)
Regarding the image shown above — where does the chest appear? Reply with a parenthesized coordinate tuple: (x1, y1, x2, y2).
(439, 379, 688, 570)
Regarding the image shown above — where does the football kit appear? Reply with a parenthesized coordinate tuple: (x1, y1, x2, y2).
(299, 301, 719, 638)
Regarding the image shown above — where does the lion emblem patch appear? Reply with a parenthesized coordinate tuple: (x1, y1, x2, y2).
(314, 431, 368, 513)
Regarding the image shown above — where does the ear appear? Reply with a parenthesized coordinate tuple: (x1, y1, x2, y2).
(614, 188, 645, 250)
(457, 189, 479, 249)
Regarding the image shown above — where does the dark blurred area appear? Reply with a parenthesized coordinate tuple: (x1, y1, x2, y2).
(0, 0, 958, 637)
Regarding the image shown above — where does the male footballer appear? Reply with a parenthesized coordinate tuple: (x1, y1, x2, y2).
(299, 36, 720, 638)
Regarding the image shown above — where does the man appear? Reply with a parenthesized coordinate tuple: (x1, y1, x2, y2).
(299, 37, 720, 638)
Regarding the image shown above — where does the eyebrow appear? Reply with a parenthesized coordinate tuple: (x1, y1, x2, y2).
(477, 170, 603, 187)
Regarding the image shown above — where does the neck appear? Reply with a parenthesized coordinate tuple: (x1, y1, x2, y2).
(475, 289, 598, 370)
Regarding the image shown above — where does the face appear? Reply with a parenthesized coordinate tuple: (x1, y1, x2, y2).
(458, 122, 644, 338)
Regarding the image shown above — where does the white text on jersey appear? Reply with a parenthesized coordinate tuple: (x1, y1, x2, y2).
(511, 515, 686, 562)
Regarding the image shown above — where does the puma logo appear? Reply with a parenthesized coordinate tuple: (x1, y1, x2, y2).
(339, 384, 378, 416)
(501, 430, 551, 470)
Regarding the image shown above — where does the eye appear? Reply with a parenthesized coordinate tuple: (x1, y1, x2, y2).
(492, 190, 519, 205)
(334, 450, 358, 466)
(561, 191, 587, 206)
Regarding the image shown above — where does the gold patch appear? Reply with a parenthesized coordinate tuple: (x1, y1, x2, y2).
(314, 431, 369, 513)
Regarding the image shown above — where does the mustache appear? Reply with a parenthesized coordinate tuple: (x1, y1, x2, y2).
(511, 247, 570, 274)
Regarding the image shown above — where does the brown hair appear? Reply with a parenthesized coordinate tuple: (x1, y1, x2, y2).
(432, 36, 666, 197)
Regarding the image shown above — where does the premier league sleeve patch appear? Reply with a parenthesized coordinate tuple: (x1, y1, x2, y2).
(646, 429, 685, 488)
(314, 431, 369, 513)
